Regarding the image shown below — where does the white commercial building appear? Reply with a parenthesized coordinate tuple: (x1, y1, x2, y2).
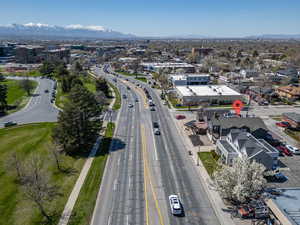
(141, 62, 195, 73)
(175, 85, 243, 105)
(170, 74, 210, 86)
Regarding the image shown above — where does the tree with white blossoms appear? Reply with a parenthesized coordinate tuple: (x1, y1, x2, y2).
(213, 155, 266, 203)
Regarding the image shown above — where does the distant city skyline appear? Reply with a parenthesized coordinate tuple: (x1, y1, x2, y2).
(1, 0, 300, 37)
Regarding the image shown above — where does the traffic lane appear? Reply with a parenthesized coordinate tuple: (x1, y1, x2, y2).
(152, 101, 220, 225)
(0, 78, 59, 127)
(91, 82, 132, 225)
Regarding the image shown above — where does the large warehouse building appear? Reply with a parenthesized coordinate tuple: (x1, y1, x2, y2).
(175, 85, 244, 105)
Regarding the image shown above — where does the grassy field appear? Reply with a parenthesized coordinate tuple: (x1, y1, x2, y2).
(0, 123, 85, 225)
(198, 151, 220, 176)
(4, 70, 42, 77)
(108, 82, 121, 110)
(81, 76, 96, 93)
(69, 122, 115, 225)
(285, 129, 300, 143)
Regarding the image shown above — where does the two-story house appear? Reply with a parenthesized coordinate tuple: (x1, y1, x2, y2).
(216, 129, 279, 170)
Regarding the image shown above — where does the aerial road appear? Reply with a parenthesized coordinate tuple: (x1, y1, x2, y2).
(90, 66, 220, 225)
(0, 77, 59, 128)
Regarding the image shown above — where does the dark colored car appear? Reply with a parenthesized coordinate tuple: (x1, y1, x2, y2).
(4, 121, 17, 127)
(153, 122, 159, 128)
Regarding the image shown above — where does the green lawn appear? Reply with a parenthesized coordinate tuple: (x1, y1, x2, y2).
(4, 70, 42, 77)
(55, 82, 68, 109)
(0, 123, 85, 225)
(108, 82, 121, 110)
(81, 76, 96, 94)
(198, 151, 220, 176)
(69, 122, 115, 225)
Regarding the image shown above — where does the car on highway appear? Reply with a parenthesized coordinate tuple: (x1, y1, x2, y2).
(153, 122, 159, 128)
(122, 94, 127, 99)
(176, 115, 186, 120)
(285, 144, 300, 154)
(276, 121, 290, 128)
(169, 195, 182, 215)
(44, 89, 49, 93)
(154, 128, 160, 135)
(4, 121, 18, 127)
(127, 86, 130, 90)
(276, 145, 293, 156)
(150, 106, 155, 111)
(128, 103, 133, 108)
(135, 98, 139, 102)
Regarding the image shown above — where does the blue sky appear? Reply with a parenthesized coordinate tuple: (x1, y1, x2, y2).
(1, 0, 300, 37)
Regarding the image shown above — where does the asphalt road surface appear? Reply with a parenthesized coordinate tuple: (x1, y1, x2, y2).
(91, 66, 220, 225)
(0, 77, 59, 128)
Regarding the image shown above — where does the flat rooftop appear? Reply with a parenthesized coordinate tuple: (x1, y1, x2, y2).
(176, 85, 241, 97)
(141, 62, 194, 68)
(267, 188, 300, 225)
(170, 74, 210, 80)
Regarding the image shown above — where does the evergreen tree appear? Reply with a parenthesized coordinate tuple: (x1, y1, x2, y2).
(0, 84, 7, 113)
(52, 85, 102, 155)
(95, 78, 110, 97)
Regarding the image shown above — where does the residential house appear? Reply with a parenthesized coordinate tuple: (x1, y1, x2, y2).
(282, 112, 300, 129)
(276, 84, 300, 100)
(208, 116, 269, 141)
(216, 129, 279, 170)
(276, 68, 298, 78)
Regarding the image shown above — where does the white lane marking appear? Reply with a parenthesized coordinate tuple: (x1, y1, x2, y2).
(126, 215, 129, 225)
(113, 179, 118, 191)
(117, 157, 121, 166)
(129, 176, 131, 189)
(107, 215, 111, 225)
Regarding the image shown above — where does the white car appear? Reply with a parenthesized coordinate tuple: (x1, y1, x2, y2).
(128, 104, 133, 108)
(154, 128, 160, 135)
(169, 195, 182, 215)
(285, 144, 300, 154)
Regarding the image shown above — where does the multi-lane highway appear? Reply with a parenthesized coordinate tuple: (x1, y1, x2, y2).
(0, 77, 59, 127)
(91, 66, 220, 225)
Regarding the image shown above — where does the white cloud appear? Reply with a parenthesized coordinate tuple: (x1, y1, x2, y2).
(24, 23, 53, 28)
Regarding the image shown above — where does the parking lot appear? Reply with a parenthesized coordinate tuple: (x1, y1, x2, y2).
(269, 154, 300, 188)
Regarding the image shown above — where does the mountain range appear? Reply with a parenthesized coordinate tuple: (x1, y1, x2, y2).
(0, 23, 299, 40)
(0, 23, 136, 40)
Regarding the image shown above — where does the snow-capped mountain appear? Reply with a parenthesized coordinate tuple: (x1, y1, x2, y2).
(0, 23, 136, 39)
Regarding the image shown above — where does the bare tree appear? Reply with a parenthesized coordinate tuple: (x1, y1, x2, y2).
(49, 144, 64, 173)
(22, 156, 59, 223)
(6, 152, 24, 183)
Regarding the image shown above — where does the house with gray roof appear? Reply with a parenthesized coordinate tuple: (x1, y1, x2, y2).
(208, 116, 269, 141)
(216, 129, 279, 170)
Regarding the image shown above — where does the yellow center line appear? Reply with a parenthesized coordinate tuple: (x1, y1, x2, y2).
(141, 125, 165, 225)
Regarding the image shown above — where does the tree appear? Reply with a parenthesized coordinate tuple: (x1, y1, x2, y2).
(0, 74, 5, 82)
(39, 61, 55, 77)
(52, 85, 102, 155)
(95, 78, 110, 97)
(22, 156, 59, 223)
(253, 50, 259, 58)
(0, 84, 7, 113)
(74, 61, 83, 73)
(213, 156, 266, 203)
(19, 79, 34, 96)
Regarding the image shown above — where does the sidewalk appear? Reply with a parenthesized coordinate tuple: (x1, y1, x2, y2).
(58, 82, 117, 225)
(171, 115, 236, 225)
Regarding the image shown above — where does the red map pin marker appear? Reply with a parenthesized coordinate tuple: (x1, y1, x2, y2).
(232, 100, 244, 116)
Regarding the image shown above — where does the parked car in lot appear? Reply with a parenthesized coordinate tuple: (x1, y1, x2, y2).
(276, 145, 293, 156)
(176, 115, 186, 120)
(169, 195, 182, 215)
(276, 121, 290, 128)
(4, 121, 17, 127)
(285, 144, 300, 154)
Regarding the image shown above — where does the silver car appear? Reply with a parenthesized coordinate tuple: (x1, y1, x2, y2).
(285, 144, 300, 154)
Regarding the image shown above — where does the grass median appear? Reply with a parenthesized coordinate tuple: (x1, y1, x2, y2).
(0, 123, 85, 225)
(108, 82, 121, 110)
(68, 122, 115, 225)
